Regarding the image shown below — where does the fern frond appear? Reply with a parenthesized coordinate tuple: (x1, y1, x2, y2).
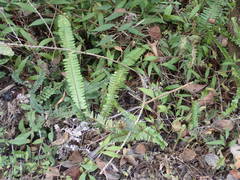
(100, 68, 127, 118)
(30, 71, 46, 94)
(197, 0, 228, 32)
(100, 47, 146, 118)
(58, 15, 87, 111)
(189, 101, 199, 130)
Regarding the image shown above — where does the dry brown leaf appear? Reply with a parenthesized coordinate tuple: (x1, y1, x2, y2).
(96, 158, 120, 180)
(180, 148, 196, 162)
(120, 148, 138, 166)
(148, 41, 160, 57)
(198, 90, 216, 106)
(230, 169, 240, 179)
(208, 18, 216, 24)
(68, 151, 83, 163)
(148, 26, 161, 40)
(123, 154, 138, 166)
(183, 84, 207, 94)
(114, 8, 127, 13)
(114, 46, 123, 52)
(45, 167, 60, 180)
(51, 132, 69, 146)
(214, 120, 234, 131)
(64, 166, 81, 180)
(135, 143, 147, 155)
(119, 157, 127, 166)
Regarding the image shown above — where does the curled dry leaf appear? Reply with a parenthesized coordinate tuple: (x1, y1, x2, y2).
(180, 148, 196, 162)
(135, 143, 147, 155)
(183, 84, 207, 94)
(198, 89, 217, 106)
(214, 120, 234, 131)
(148, 25, 161, 40)
(51, 132, 69, 146)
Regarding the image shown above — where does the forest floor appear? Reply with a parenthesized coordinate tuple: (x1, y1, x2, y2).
(0, 1, 240, 180)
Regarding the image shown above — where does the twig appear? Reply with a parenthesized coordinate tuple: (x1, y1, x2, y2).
(0, 42, 136, 72)
(0, 84, 15, 96)
(144, 82, 193, 105)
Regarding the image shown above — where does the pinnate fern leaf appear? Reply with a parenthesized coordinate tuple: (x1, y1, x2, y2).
(100, 47, 146, 118)
(58, 15, 87, 111)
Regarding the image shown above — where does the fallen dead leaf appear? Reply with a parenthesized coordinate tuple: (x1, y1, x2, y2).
(148, 25, 161, 40)
(114, 46, 123, 52)
(114, 8, 127, 13)
(208, 18, 216, 24)
(147, 40, 163, 57)
(180, 148, 196, 162)
(64, 166, 81, 180)
(96, 158, 120, 180)
(183, 84, 207, 94)
(120, 148, 138, 167)
(214, 120, 234, 131)
(51, 132, 69, 146)
(230, 144, 240, 169)
(45, 167, 60, 180)
(229, 169, 240, 179)
(68, 151, 83, 163)
(198, 89, 217, 106)
(135, 143, 147, 155)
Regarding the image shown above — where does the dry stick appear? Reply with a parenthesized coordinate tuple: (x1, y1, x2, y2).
(0, 42, 136, 72)
(99, 81, 193, 174)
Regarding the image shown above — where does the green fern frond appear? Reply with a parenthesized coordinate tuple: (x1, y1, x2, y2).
(100, 68, 127, 118)
(58, 15, 87, 111)
(189, 101, 200, 130)
(197, 0, 228, 31)
(110, 110, 167, 149)
(30, 71, 46, 94)
(100, 47, 146, 118)
(37, 85, 55, 104)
